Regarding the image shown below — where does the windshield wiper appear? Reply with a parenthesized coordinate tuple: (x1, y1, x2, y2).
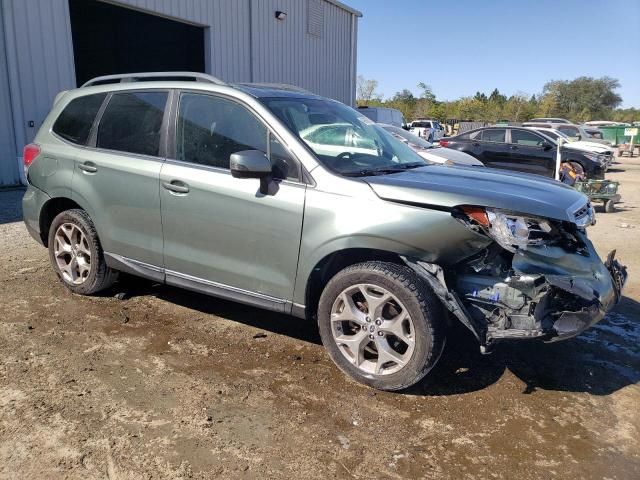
(344, 163, 427, 177)
(401, 162, 428, 169)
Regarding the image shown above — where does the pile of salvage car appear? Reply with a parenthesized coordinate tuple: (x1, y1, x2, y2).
(430, 118, 621, 212)
(393, 117, 622, 213)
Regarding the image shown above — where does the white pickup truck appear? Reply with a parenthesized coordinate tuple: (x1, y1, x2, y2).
(409, 119, 444, 142)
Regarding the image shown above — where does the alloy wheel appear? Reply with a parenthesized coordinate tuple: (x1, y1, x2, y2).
(330, 283, 415, 375)
(53, 223, 92, 285)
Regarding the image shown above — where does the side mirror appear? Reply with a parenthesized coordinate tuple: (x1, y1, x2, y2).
(542, 141, 553, 151)
(230, 150, 272, 194)
(575, 134, 582, 141)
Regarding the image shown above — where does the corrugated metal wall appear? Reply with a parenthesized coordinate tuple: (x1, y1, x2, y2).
(111, 0, 356, 102)
(250, 0, 354, 104)
(1, 0, 76, 186)
(0, 0, 358, 186)
(0, 2, 19, 186)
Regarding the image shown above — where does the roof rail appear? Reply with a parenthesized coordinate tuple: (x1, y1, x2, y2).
(237, 82, 312, 94)
(81, 72, 226, 88)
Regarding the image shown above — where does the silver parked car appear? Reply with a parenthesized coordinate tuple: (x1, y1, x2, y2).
(22, 72, 626, 391)
(522, 122, 612, 146)
(379, 124, 484, 166)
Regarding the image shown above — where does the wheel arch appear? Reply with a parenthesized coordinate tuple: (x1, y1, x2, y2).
(38, 194, 97, 247)
(39, 197, 83, 246)
(301, 247, 405, 321)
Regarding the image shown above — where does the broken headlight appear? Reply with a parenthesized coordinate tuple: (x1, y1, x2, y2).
(457, 206, 556, 253)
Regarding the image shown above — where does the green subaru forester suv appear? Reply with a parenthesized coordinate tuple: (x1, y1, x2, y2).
(23, 72, 626, 391)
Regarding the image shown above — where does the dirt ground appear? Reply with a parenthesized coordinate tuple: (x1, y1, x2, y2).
(1, 157, 639, 480)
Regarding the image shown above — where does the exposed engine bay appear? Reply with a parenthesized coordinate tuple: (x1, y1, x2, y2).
(402, 210, 628, 349)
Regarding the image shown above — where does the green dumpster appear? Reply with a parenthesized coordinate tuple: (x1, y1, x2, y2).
(598, 126, 637, 146)
(598, 126, 619, 145)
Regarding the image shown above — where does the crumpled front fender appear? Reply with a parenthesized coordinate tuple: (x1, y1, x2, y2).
(405, 230, 627, 345)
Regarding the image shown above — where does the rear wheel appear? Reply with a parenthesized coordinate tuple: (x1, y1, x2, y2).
(317, 261, 446, 391)
(48, 209, 118, 295)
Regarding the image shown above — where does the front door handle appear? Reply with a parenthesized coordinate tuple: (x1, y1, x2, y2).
(510, 145, 518, 150)
(162, 180, 190, 194)
(78, 162, 97, 173)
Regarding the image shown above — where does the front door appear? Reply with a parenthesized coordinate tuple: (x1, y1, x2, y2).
(508, 129, 555, 177)
(160, 92, 305, 306)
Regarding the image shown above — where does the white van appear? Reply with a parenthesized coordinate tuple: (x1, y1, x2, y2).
(357, 106, 406, 128)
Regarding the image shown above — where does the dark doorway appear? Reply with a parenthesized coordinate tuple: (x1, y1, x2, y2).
(69, 0, 205, 87)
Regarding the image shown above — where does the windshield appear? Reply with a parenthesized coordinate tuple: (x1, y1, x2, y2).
(262, 97, 427, 176)
(380, 125, 434, 149)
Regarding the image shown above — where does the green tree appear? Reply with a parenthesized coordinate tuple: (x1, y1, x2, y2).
(354, 76, 636, 124)
(489, 88, 507, 105)
(474, 91, 488, 103)
(541, 76, 622, 120)
(417, 82, 436, 103)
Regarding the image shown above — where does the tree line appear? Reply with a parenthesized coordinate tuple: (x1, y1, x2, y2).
(356, 75, 639, 124)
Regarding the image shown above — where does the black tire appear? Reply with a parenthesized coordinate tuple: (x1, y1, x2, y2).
(317, 261, 446, 391)
(604, 199, 616, 213)
(48, 209, 118, 295)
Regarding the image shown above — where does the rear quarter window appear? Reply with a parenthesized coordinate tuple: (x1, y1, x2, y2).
(52, 93, 107, 145)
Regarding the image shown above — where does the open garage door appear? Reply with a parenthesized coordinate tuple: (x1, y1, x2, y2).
(69, 0, 205, 87)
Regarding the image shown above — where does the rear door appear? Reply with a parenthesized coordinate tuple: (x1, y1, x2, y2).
(508, 129, 555, 177)
(72, 90, 168, 268)
(159, 91, 305, 305)
(474, 128, 510, 167)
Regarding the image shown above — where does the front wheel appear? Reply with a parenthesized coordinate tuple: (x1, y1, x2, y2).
(317, 262, 446, 391)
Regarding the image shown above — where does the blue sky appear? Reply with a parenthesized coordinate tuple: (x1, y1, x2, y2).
(347, 0, 640, 107)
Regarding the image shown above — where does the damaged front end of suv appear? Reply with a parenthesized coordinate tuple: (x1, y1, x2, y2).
(403, 201, 627, 349)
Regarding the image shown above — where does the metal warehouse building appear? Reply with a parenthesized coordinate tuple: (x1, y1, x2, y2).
(0, 0, 361, 187)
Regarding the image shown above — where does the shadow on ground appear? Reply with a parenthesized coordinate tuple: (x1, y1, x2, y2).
(111, 274, 640, 398)
(0, 188, 24, 225)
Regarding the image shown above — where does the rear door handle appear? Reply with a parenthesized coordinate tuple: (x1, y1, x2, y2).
(162, 180, 190, 194)
(78, 162, 97, 173)
(510, 145, 518, 150)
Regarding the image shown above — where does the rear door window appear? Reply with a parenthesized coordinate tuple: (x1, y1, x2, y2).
(52, 93, 107, 145)
(96, 91, 168, 156)
(481, 129, 506, 143)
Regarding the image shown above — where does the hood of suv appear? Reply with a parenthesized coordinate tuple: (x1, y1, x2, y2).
(364, 165, 588, 223)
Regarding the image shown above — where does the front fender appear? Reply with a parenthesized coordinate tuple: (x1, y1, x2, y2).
(292, 187, 490, 304)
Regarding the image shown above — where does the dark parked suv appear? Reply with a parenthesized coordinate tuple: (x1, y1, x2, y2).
(441, 127, 605, 179)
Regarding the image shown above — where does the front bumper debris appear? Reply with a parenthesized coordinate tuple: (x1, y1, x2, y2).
(404, 234, 628, 346)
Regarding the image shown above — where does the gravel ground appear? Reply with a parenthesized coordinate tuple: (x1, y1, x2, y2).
(1, 159, 639, 479)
